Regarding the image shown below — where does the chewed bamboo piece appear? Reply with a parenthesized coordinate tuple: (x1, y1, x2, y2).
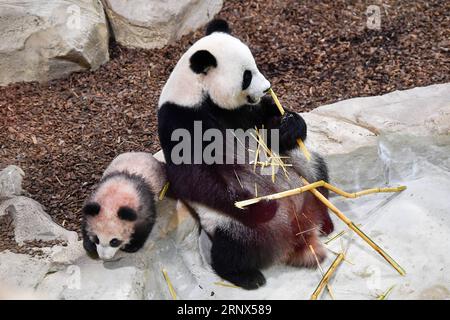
(310, 253, 345, 300)
(268, 88, 311, 161)
(377, 285, 395, 300)
(159, 182, 170, 200)
(309, 245, 335, 300)
(162, 269, 177, 300)
(324, 224, 362, 245)
(214, 281, 240, 289)
(250, 128, 290, 181)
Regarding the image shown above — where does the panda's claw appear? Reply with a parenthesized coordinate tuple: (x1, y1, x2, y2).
(220, 270, 267, 290)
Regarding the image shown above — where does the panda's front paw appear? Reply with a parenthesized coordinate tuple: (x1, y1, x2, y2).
(83, 237, 98, 259)
(279, 111, 307, 152)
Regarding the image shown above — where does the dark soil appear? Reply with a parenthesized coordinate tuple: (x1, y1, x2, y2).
(1, 0, 449, 244)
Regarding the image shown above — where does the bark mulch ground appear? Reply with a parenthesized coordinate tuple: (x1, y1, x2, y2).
(1, 0, 449, 248)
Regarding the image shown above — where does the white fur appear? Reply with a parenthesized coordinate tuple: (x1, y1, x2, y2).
(96, 244, 120, 260)
(159, 32, 270, 110)
(104, 152, 166, 195)
(189, 201, 235, 235)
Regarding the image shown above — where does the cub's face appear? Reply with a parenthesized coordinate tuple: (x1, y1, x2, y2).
(82, 181, 140, 260)
(189, 32, 271, 110)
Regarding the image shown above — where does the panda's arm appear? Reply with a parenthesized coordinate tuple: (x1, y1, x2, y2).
(81, 220, 98, 258)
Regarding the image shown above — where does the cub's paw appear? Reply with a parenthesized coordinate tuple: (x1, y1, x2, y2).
(83, 237, 98, 258)
(279, 111, 307, 151)
(222, 269, 267, 290)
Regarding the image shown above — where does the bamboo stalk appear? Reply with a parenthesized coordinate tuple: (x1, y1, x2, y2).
(268, 88, 311, 161)
(235, 180, 406, 207)
(324, 224, 362, 245)
(301, 178, 406, 276)
(377, 285, 395, 300)
(235, 180, 324, 208)
(310, 253, 345, 300)
(214, 281, 240, 289)
(309, 245, 335, 300)
(158, 182, 170, 200)
(162, 268, 177, 300)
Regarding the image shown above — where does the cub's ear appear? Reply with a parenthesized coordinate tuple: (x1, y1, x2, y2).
(118, 206, 137, 221)
(206, 19, 231, 35)
(189, 50, 217, 74)
(83, 202, 101, 216)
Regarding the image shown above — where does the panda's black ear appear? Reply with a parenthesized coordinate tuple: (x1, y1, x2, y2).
(189, 50, 217, 74)
(118, 206, 137, 221)
(206, 19, 231, 35)
(83, 202, 101, 216)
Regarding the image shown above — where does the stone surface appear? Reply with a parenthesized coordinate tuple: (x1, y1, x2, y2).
(0, 83, 449, 299)
(102, 0, 223, 49)
(0, 165, 24, 198)
(0, 0, 109, 86)
(0, 196, 78, 244)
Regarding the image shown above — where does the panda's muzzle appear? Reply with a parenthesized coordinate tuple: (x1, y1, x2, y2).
(247, 95, 257, 104)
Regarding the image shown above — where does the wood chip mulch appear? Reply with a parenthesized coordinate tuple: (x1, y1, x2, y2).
(0, 1, 449, 248)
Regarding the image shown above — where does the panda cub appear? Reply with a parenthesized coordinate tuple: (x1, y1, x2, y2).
(158, 20, 334, 289)
(82, 152, 166, 260)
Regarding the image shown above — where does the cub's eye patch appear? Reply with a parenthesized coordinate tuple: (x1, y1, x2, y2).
(110, 238, 122, 248)
(242, 70, 252, 90)
(83, 202, 101, 216)
(118, 206, 137, 221)
(93, 236, 100, 245)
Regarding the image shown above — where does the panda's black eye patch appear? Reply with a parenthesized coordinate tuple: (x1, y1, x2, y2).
(93, 236, 99, 245)
(242, 70, 252, 90)
(110, 238, 122, 248)
(83, 202, 101, 216)
(118, 206, 137, 221)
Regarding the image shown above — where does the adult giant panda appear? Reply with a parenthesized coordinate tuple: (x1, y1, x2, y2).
(158, 19, 334, 289)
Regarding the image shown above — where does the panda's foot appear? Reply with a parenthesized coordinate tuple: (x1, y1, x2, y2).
(219, 269, 266, 290)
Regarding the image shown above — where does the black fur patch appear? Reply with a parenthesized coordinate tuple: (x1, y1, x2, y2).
(189, 50, 217, 74)
(242, 70, 252, 90)
(117, 206, 138, 221)
(205, 19, 231, 35)
(83, 202, 101, 216)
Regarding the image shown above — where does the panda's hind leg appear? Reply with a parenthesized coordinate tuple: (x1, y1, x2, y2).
(211, 227, 268, 290)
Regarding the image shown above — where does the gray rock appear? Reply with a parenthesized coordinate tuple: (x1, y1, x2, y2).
(0, 196, 78, 244)
(0, 251, 51, 299)
(102, 0, 223, 49)
(0, 165, 24, 198)
(0, 0, 109, 86)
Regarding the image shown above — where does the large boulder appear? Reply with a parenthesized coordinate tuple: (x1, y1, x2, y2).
(0, 0, 109, 86)
(102, 0, 223, 49)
